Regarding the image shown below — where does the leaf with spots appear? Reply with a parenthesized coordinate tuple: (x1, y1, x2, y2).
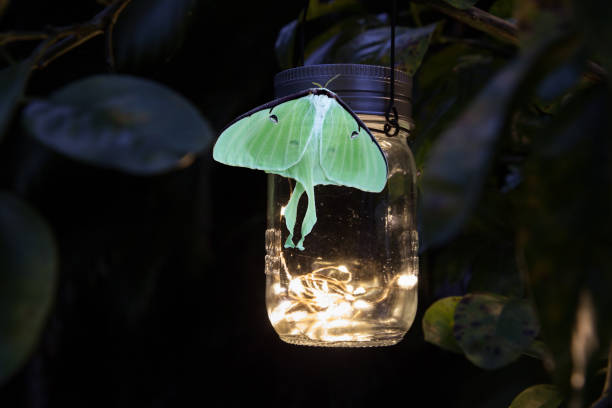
(453, 294, 540, 370)
(22, 75, 214, 175)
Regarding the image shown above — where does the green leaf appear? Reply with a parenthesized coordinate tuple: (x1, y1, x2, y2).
(519, 85, 612, 398)
(454, 294, 540, 370)
(489, 0, 515, 19)
(112, 0, 198, 72)
(508, 384, 563, 408)
(0, 0, 9, 17)
(0, 192, 57, 384)
(22, 75, 213, 175)
(413, 43, 504, 172)
(419, 38, 559, 249)
(0, 60, 32, 142)
(334, 23, 437, 75)
(422, 296, 463, 353)
(573, 0, 612, 77)
(441, 0, 479, 10)
(305, 0, 361, 21)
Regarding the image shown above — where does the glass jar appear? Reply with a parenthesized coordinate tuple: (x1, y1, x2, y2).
(265, 64, 418, 347)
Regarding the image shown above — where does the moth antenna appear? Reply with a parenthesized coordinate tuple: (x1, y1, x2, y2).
(312, 81, 324, 88)
(324, 74, 341, 88)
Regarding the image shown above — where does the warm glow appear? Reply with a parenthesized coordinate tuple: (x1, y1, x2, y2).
(268, 264, 416, 343)
(397, 274, 418, 289)
(280, 206, 286, 217)
(272, 283, 284, 295)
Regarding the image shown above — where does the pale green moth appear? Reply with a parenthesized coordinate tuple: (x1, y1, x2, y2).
(213, 81, 388, 250)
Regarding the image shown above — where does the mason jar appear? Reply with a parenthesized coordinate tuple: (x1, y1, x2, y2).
(265, 64, 418, 347)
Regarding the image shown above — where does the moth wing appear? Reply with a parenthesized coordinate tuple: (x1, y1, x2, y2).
(213, 96, 315, 172)
(319, 100, 388, 192)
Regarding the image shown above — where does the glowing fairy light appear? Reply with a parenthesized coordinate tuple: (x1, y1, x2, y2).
(267, 264, 418, 343)
(397, 274, 418, 289)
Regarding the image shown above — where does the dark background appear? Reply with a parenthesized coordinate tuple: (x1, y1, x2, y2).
(0, 1, 550, 406)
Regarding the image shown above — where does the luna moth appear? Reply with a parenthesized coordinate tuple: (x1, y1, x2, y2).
(213, 83, 388, 250)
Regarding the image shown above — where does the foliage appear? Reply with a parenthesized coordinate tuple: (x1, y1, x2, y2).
(0, 192, 57, 384)
(23, 75, 213, 174)
(0, 0, 212, 389)
(275, 0, 612, 406)
(1, 0, 612, 407)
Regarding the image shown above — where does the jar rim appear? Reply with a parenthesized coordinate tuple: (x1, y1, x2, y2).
(274, 63, 412, 123)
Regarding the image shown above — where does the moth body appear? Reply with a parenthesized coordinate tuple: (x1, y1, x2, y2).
(212, 87, 388, 250)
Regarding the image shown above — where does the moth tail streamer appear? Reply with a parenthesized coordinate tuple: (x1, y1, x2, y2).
(283, 182, 305, 249)
(296, 184, 317, 251)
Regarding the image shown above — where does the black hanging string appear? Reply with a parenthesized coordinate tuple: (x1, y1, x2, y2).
(384, 0, 400, 137)
(294, 0, 309, 67)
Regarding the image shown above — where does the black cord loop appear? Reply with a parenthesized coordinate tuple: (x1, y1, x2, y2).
(384, 106, 400, 137)
(384, 0, 400, 137)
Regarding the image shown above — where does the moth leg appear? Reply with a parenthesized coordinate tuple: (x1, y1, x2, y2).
(296, 183, 317, 251)
(283, 181, 305, 249)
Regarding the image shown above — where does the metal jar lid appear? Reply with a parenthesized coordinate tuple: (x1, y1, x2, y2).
(273, 64, 412, 128)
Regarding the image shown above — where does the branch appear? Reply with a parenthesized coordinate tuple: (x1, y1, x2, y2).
(32, 0, 132, 69)
(420, 0, 606, 82)
(591, 342, 612, 408)
(0, 31, 49, 47)
(429, 1, 519, 46)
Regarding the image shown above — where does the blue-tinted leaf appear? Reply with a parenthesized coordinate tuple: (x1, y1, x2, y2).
(275, 19, 299, 70)
(0, 192, 57, 384)
(335, 23, 437, 74)
(22, 75, 213, 175)
(454, 294, 539, 370)
(112, 0, 198, 72)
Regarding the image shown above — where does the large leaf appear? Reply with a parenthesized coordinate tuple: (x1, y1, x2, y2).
(453, 294, 539, 370)
(22, 75, 213, 175)
(334, 23, 437, 75)
(112, 0, 198, 72)
(0, 192, 57, 384)
(275, 19, 299, 70)
(413, 43, 505, 172)
(274, 0, 362, 70)
(0, 60, 32, 142)
(419, 37, 562, 249)
(508, 384, 563, 408)
(422, 296, 463, 353)
(519, 86, 612, 401)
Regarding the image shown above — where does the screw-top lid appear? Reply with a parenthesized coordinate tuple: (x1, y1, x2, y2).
(274, 64, 412, 126)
